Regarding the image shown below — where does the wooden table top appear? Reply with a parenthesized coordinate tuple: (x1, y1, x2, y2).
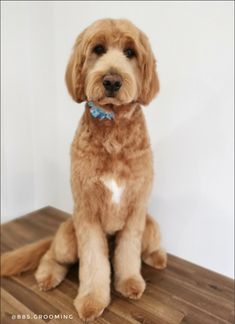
(1, 207, 234, 324)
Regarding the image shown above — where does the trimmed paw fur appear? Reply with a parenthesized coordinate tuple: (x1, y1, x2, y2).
(74, 293, 109, 322)
(143, 249, 167, 269)
(35, 262, 68, 291)
(37, 274, 63, 291)
(115, 275, 146, 299)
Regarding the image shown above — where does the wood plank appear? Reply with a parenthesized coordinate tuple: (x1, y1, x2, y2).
(1, 289, 45, 324)
(143, 267, 233, 322)
(1, 277, 61, 318)
(1, 206, 234, 324)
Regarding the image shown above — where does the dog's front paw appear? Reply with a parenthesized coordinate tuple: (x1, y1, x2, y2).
(74, 293, 109, 322)
(115, 274, 146, 299)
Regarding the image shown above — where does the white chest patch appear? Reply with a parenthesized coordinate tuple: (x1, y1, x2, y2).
(102, 178, 124, 204)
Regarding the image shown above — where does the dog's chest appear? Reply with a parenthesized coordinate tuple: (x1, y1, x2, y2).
(101, 178, 124, 204)
(101, 177, 126, 234)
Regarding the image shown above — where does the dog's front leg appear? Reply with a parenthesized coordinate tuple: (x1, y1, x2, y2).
(114, 206, 146, 299)
(73, 218, 110, 322)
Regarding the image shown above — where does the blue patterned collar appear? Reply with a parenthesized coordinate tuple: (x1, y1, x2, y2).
(88, 101, 114, 120)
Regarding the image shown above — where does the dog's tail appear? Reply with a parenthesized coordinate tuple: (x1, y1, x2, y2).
(1, 237, 53, 277)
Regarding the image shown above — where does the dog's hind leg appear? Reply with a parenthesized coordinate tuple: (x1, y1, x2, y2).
(141, 215, 167, 269)
(35, 217, 77, 291)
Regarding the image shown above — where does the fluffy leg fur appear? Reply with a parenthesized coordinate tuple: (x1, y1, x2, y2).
(114, 206, 146, 300)
(73, 217, 110, 322)
(141, 215, 167, 269)
(35, 217, 77, 291)
(1, 237, 52, 277)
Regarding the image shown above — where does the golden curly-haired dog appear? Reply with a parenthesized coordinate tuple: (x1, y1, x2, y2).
(1, 19, 167, 321)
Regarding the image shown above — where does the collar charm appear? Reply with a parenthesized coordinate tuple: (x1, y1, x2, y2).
(88, 101, 114, 120)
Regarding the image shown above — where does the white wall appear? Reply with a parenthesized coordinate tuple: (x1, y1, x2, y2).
(1, 2, 59, 218)
(1, 1, 234, 278)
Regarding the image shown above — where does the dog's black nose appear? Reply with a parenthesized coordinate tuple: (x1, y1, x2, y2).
(103, 74, 122, 92)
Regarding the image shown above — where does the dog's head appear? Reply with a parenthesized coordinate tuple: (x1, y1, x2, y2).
(65, 19, 159, 106)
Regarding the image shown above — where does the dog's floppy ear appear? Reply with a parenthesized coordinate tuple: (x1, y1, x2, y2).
(137, 32, 160, 105)
(65, 30, 87, 103)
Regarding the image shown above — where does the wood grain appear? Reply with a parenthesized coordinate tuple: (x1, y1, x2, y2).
(1, 207, 234, 323)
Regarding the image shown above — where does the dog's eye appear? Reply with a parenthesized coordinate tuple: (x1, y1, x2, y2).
(93, 45, 106, 55)
(124, 48, 136, 58)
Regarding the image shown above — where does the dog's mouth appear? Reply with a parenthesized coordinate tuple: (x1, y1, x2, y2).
(85, 70, 137, 107)
(105, 90, 116, 98)
(97, 96, 123, 106)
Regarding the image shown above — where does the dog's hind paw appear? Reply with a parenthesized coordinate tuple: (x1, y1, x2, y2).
(143, 249, 167, 270)
(35, 260, 68, 291)
(37, 274, 63, 291)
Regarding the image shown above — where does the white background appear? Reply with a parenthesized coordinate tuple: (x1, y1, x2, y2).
(1, 1, 234, 278)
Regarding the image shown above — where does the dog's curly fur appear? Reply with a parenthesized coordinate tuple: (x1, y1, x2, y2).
(1, 19, 167, 322)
